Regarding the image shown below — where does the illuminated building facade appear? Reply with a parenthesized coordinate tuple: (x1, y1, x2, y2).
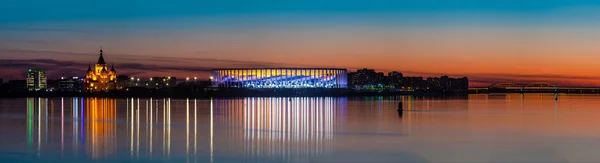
(84, 48, 117, 92)
(211, 68, 348, 88)
(27, 69, 47, 91)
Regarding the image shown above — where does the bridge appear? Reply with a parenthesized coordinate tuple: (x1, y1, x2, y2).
(469, 82, 600, 94)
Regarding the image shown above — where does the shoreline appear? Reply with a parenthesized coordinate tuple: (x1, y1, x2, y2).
(3, 90, 597, 98)
(0, 89, 469, 98)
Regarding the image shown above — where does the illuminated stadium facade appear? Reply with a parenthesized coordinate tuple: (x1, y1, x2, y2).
(211, 68, 348, 88)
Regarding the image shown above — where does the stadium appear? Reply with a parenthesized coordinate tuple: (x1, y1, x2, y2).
(211, 68, 348, 88)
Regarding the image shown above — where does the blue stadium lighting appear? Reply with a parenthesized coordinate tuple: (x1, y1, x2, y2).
(211, 68, 348, 88)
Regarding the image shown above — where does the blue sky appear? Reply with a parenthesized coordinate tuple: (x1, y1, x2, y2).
(2, 0, 600, 23)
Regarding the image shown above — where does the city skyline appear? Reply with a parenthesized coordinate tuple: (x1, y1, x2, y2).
(4, 1, 600, 87)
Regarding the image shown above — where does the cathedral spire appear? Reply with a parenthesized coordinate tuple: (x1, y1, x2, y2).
(87, 63, 92, 72)
(110, 63, 116, 72)
(97, 46, 106, 64)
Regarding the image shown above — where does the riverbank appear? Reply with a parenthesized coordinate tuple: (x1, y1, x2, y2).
(0, 89, 468, 98)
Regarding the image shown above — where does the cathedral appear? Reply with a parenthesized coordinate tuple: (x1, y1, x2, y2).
(84, 48, 117, 92)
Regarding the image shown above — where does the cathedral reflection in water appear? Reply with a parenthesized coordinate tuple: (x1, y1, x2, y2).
(26, 98, 118, 159)
(24, 97, 346, 162)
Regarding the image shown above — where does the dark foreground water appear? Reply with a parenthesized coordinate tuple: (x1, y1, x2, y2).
(2, 94, 600, 162)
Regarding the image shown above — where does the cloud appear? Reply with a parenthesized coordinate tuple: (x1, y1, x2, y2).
(0, 26, 99, 34)
(0, 48, 96, 58)
(0, 59, 85, 68)
(0, 56, 320, 79)
(117, 63, 213, 72)
(0, 48, 315, 68)
(0, 48, 332, 79)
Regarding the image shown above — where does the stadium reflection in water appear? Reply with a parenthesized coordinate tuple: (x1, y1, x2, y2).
(22, 97, 346, 162)
(214, 97, 346, 162)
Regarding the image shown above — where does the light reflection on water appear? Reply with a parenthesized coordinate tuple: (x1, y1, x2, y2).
(5, 97, 349, 162)
(3, 94, 600, 162)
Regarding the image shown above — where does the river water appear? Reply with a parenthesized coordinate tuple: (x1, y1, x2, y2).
(1, 94, 600, 162)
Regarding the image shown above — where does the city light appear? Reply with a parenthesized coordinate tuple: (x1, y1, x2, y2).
(186, 77, 189, 81)
(194, 77, 197, 80)
(211, 68, 347, 88)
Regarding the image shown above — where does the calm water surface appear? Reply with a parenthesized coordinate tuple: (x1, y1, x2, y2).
(2, 94, 600, 162)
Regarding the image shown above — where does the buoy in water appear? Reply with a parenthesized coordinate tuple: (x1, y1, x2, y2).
(398, 102, 403, 111)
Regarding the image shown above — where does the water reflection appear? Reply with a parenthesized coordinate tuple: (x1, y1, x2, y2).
(213, 97, 346, 162)
(398, 109, 403, 119)
(20, 97, 366, 162)
(11, 95, 600, 162)
(18, 96, 478, 162)
(126, 98, 172, 159)
(83, 98, 117, 159)
(23, 97, 172, 160)
(25, 98, 115, 158)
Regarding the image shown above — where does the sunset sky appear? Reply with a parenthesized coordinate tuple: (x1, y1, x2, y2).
(2, 0, 600, 86)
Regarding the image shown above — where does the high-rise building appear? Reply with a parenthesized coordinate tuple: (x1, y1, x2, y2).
(349, 68, 384, 87)
(387, 71, 403, 88)
(403, 77, 425, 90)
(346, 68, 468, 92)
(84, 48, 117, 92)
(450, 77, 469, 91)
(27, 69, 47, 91)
